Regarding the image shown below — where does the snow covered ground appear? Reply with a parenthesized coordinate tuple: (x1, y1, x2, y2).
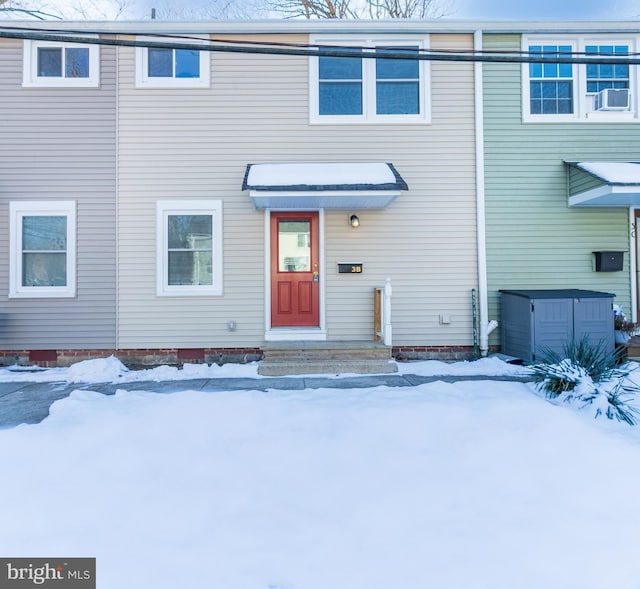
(1, 357, 640, 589)
(0, 354, 529, 383)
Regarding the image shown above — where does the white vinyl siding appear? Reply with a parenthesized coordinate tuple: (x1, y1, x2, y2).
(116, 32, 476, 349)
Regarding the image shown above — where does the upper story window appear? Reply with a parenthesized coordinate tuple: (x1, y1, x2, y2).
(586, 45, 629, 93)
(375, 47, 421, 115)
(311, 36, 430, 124)
(149, 48, 199, 78)
(523, 36, 636, 122)
(528, 45, 574, 115)
(136, 40, 210, 88)
(9, 201, 77, 298)
(318, 51, 363, 115)
(23, 40, 99, 87)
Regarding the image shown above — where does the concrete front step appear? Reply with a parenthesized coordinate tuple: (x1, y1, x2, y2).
(258, 341, 397, 376)
(258, 359, 398, 376)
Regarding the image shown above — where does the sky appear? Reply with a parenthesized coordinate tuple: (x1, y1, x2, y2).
(1, 356, 640, 588)
(19, 0, 640, 21)
(120, 0, 640, 20)
(129, 0, 640, 21)
(452, 0, 638, 20)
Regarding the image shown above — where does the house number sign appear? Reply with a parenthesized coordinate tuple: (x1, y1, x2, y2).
(338, 263, 363, 274)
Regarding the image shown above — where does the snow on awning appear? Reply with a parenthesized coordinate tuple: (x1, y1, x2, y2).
(242, 162, 408, 210)
(566, 161, 640, 207)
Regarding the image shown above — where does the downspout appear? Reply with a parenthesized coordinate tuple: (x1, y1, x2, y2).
(114, 36, 120, 353)
(474, 29, 498, 355)
(630, 207, 637, 322)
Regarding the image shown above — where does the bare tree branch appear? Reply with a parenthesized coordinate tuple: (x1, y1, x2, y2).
(271, 0, 451, 19)
(367, 0, 453, 18)
(56, 0, 145, 20)
(151, 2, 256, 20)
(0, 0, 452, 23)
(269, 0, 358, 19)
(66, 0, 129, 20)
(0, 0, 61, 19)
(131, 0, 269, 21)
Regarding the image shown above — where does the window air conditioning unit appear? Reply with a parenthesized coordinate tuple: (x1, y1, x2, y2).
(594, 88, 630, 111)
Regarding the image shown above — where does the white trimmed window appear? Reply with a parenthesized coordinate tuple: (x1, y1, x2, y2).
(310, 35, 430, 124)
(136, 39, 210, 88)
(523, 36, 637, 122)
(23, 40, 99, 87)
(9, 201, 76, 298)
(157, 200, 223, 296)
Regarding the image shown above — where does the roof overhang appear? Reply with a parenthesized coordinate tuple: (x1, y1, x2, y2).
(566, 161, 640, 207)
(243, 162, 408, 210)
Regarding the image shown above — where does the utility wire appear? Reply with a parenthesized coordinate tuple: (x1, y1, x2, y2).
(1, 24, 640, 64)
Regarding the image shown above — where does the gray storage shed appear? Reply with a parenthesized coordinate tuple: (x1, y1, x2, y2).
(500, 289, 615, 363)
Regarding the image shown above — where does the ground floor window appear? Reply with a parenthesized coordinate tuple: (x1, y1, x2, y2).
(156, 200, 223, 296)
(9, 201, 76, 298)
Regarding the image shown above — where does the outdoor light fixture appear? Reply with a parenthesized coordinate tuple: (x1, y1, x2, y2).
(350, 214, 360, 228)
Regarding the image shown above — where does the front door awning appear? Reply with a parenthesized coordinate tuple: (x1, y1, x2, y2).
(242, 162, 408, 210)
(566, 161, 640, 207)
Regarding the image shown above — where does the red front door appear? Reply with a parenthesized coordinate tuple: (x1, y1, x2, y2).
(270, 211, 320, 327)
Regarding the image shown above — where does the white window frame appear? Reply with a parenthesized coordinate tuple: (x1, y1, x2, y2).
(22, 40, 100, 88)
(136, 37, 211, 88)
(522, 35, 638, 123)
(9, 201, 77, 298)
(309, 35, 430, 125)
(156, 200, 223, 297)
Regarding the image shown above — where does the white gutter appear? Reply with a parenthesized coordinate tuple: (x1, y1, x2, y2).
(474, 29, 497, 355)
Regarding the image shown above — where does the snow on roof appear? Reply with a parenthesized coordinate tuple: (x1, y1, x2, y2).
(243, 162, 406, 191)
(576, 162, 640, 185)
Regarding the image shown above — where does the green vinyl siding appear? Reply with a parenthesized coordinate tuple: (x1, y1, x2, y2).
(483, 34, 634, 346)
(567, 166, 606, 196)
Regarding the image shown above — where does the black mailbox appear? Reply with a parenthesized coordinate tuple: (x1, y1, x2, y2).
(593, 251, 624, 272)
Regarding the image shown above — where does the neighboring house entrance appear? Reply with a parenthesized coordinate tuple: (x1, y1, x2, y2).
(270, 211, 320, 327)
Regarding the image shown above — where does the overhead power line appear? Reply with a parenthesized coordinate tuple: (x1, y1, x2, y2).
(1, 25, 640, 64)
